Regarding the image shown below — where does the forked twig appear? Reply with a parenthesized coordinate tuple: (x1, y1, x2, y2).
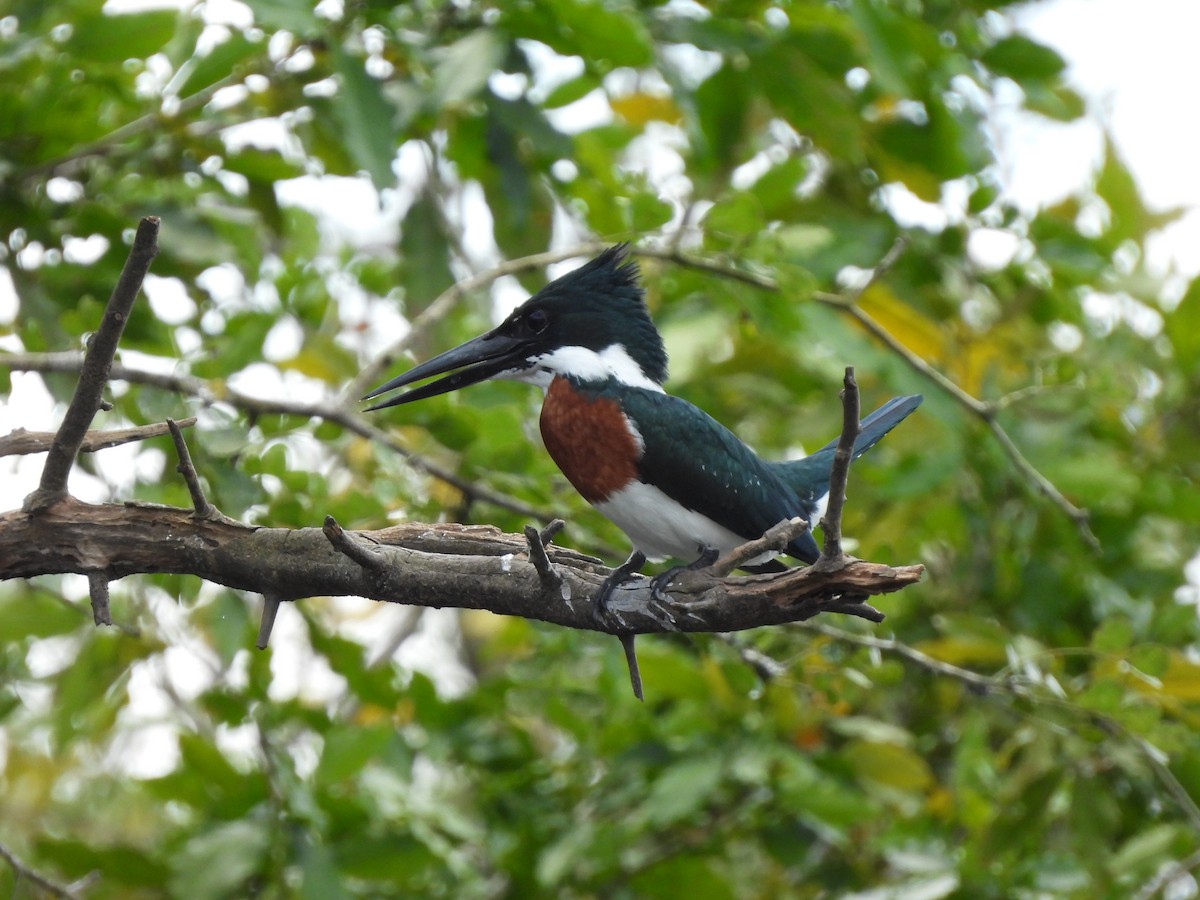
(23, 216, 160, 511)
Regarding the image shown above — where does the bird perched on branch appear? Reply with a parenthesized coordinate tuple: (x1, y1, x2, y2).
(365, 245, 921, 697)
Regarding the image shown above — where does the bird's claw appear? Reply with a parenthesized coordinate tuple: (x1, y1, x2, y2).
(648, 546, 719, 603)
(592, 550, 647, 632)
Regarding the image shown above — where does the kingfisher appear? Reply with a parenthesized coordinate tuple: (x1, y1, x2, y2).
(364, 245, 921, 697)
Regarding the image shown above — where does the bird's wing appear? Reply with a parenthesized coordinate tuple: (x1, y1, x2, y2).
(612, 386, 820, 562)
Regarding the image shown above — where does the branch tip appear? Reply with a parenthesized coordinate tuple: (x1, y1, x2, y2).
(323, 515, 385, 571)
(538, 518, 565, 546)
(620, 634, 644, 701)
(25, 215, 160, 511)
(523, 524, 564, 593)
(167, 417, 212, 516)
(819, 367, 860, 564)
(87, 572, 112, 626)
(257, 595, 282, 649)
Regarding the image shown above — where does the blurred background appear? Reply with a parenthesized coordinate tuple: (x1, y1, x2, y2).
(2, 0, 1199, 896)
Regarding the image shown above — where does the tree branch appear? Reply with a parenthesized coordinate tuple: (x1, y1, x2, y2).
(0, 417, 195, 457)
(1, 351, 547, 521)
(818, 367, 860, 564)
(24, 216, 159, 511)
(0, 497, 921, 636)
(0, 839, 81, 900)
(166, 418, 212, 517)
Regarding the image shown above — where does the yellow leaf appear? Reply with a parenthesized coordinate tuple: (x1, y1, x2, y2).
(611, 92, 682, 126)
(1157, 653, 1200, 701)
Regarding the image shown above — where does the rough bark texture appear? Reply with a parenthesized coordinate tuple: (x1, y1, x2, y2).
(1, 496, 922, 635)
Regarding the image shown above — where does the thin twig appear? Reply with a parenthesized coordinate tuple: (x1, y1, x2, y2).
(167, 418, 212, 516)
(801, 620, 996, 692)
(538, 518, 565, 546)
(1132, 846, 1200, 900)
(22, 73, 243, 181)
(0, 840, 80, 900)
(366, 606, 424, 668)
(24, 217, 160, 511)
(802, 619, 1200, 836)
(0, 417, 195, 457)
(717, 634, 789, 681)
(818, 367, 860, 564)
(87, 571, 112, 626)
(3, 351, 547, 520)
(524, 524, 564, 594)
(323, 515, 385, 571)
(709, 517, 810, 578)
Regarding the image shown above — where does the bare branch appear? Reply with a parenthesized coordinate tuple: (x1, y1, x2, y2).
(524, 524, 564, 595)
(0, 839, 82, 900)
(2, 351, 548, 521)
(87, 572, 112, 626)
(1133, 846, 1200, 900)
(0, 417, 196, 457)
(804, 619, 1200, 838)
(818, 367, 860, 565)
(166, 418, 211, 516)
(710, 517, 809, 578)
(24, 217, 160, 511)
(323, 514, 387, 572)
(0, 498, 922, 637)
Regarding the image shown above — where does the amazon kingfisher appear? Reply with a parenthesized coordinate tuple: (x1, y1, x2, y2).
(364, 245, 921, 697)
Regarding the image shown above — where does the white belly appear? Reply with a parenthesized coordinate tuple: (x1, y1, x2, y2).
(595, 480, 782, 564)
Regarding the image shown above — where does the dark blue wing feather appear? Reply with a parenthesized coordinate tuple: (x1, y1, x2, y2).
(598, 384, 821, 563)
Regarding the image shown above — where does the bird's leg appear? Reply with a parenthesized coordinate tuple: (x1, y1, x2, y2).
(649, 545, 719, 603)
(592, 550, 647, 702)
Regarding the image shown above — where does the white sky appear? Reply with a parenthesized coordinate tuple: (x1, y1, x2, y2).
(1013, 0, 1200, 275)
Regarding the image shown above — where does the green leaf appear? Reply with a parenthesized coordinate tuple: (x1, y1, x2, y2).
(1166, 277, 1200, 375)
(642, 756, 724, 827)
(844, 740, 933, 792)
(1091, 617, 1133, 653)
(433, 29, 506, 108)
(179, 31, 263, 97)
(168, 819, 271, 900)
(0, 586, 84, 641)
(316, 725, 394, 785)
(333, 48, 399, 191)
(542, 73, 603, 109)
(66, 10, 178, 62)
(982, 36, 1067, 82)
(244, 0, 319, 34)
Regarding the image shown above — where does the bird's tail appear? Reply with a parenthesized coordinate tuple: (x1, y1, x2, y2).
(772, 394, 923, 503)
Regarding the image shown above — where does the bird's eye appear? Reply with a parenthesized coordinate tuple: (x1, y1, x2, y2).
(526, 309, 549, 334)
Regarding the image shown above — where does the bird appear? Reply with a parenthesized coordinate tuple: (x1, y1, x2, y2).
(364, 245, 921, 698)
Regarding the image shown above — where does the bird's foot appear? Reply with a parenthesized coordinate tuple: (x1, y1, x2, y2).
(592, 550, 647, 631)
(649, 546, 719, 603)
(593, 551, 647, 702)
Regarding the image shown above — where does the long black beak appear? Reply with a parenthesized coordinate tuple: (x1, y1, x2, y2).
(363, 329, 531, 411)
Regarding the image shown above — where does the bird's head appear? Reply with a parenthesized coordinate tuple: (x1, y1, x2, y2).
(364, 244, 668, 410)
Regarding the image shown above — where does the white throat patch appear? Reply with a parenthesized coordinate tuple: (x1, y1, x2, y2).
(502, 344, 664, 392)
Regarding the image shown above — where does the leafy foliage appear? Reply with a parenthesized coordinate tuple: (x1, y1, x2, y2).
(2, 0, 1198, 897)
